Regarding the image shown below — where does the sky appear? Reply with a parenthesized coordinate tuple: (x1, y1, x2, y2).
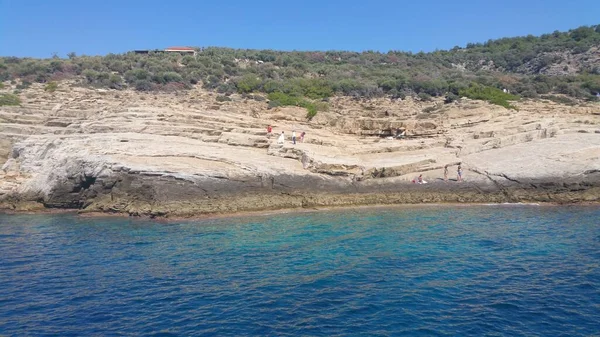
(0, 0, 598, 58)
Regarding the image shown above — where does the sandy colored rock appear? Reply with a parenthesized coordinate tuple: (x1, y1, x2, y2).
(1, 83, 599, 216)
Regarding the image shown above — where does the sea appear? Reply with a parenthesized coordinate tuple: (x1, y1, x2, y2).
(0, 205, 599, 336)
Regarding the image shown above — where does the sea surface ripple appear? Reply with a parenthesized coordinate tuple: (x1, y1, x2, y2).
(1, 205, 599, 336)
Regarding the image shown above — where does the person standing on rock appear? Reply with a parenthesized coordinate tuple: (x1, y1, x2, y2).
(300, 131, 305, 143)
(292, 130, 297, 145)
(444, 165, 448, 182)
(267, 125, 273, 138)
(457, 164, 463, 182)
(277, 131, 285, 145)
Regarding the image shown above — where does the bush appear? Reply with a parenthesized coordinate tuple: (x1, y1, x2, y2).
(0, 93, 21, 106)
(331, 79, 363, 95)
(0, 82, 4, 89)
(134, 79, 153, 91)
(418, 92, 432, 101)
(215, 82, 235, 95)
(444, 93, 459, 104)
(108, 74, 123, 89)
(124, 69, 150, 83)
(203, 75, 222, 89)
(314, 101, 329, 112)
(520, 89, 538, 98)
(267, 92, 325, 120)
(289, 78, 333, 99)
(44, 81, 58, 92)
(581, 76, 600, 95)
(236, 74, 261, 93)
(459, 84, 519, 109)
(82, 69, 99, 83)
(161, 71, 184, 83)
(306, 104, 318, 120)
(268, 91, 304, 106)
(216, 95, 232, 102)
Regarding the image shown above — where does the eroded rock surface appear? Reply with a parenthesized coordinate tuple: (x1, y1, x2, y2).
(1, 83, 599, 216)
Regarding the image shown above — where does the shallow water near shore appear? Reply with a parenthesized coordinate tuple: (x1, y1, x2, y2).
(1, 205, 599, 336)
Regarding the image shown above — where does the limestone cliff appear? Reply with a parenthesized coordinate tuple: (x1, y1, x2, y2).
(1, 83, 599, 216)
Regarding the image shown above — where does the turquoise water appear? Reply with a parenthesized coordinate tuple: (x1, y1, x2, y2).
(0, 205, 599, 336)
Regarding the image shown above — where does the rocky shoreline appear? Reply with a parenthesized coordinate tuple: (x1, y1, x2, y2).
(1, 85, 599, 217)
(1, 167, 599, 218)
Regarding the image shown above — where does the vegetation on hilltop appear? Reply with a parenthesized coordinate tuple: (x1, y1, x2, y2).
(1, 25, 599, 113)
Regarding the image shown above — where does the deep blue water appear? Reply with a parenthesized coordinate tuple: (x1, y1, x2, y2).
(0, 205, 599, 336)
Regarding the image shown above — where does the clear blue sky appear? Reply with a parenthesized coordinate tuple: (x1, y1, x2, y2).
(0, 0, 598, 58)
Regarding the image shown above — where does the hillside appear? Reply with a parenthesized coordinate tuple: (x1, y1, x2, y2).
(1, 25, 599, 110)
(1, 25, 600, 216)
(0, 81, 599, 216)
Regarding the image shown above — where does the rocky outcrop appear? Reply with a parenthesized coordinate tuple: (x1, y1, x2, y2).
(0, 83, 599, 216)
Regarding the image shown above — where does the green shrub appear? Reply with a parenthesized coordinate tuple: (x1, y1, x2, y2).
(520, 89, 538, 98)
(306, 103, 318, 120)
(161, 71, 184, 83)
(236, 74, 261, 93)
(216, 82, 236, 94)
(267, 92, 325, 120)
(44, 81, 58, 92)
(459, 84, 519, 109)
(262, 80, 282, 93)
(0, 93, 21, 106)
(444, 93, 459, 104)
(124, 69, 150, 83)
(204, 75, 222, 89)
(314, 101, 329, 112)
(0, 82, 4, 89)
(331, 79, 363, 95)
(134, 79, 153, 91)
(289, 78, 333, 99)
(216, 95, 232, 102)
(82, 69, 99, 83)
(418, 92, 432, 101)
(581, 75, 600, 94)
(268, 91, 303, 106)
(108, 74, 123, 89)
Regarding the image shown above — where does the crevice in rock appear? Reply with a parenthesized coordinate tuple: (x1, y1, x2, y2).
(498, 173, 521, 184)
(81, 175, 96, 189)
(469, 167, 515, 202)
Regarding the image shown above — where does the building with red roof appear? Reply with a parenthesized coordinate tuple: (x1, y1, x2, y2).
(164, 47, 196, 55)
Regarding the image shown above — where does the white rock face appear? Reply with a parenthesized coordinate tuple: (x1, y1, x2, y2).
(12, 137, 112, 199)
(0, 85, 599, 214)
